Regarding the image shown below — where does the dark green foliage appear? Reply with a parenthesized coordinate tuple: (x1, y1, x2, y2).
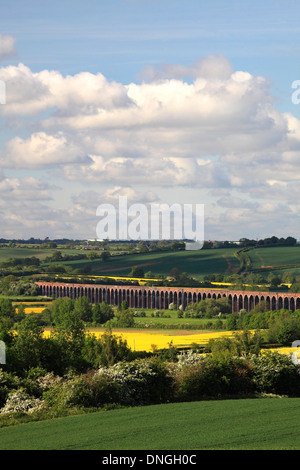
(173, 357, 255, 402)
(251, 352, 300, 396)
(92, 302, 114, 324)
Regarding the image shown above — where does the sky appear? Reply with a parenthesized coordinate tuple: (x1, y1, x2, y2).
(1, 0, 300, 241)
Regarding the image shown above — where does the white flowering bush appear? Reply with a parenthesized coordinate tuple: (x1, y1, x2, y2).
(177, 350, 205, 368)
(0, 389, 45, 415)
(250, 352, 300, 395)
(43, 375, 91, 409)
(37, 372, 63, 391)
(92, 358, 173, 406)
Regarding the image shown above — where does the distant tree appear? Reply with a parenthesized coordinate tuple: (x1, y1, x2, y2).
(267, 273, 281, 288)
(115, 308, 135, 328)
(169, 267, 180, 280)
(144, 270, 154, 279)
(92, 302, 114, 324)
(50, 297, 74, 325)
(98, 329, 131, 366)
(13, 315, 45, 372)
(74, 296, 93, 323)
(0, 298, 15, 319)
(100, 251, 111, 262)
(267, 314, 300, 345)
(130, 266, 144, 278)
(117, 300, 128, 311)
(50, 304, 87, 373)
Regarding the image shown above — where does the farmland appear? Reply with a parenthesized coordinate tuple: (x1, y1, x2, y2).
(1, 240, 300, 450)
(1, 241, 300, 281)
(0, 398, 299, 450)
(50, 247, 241, 279)
(247, 246, 300, 275)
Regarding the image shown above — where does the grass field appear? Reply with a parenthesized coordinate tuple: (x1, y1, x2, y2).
(0, 398, 299, 450)
(0, 246, 72, 262)
(2, 244, 300, 279)
(249, 246, 300, 271)
(60, 248, 240, 279)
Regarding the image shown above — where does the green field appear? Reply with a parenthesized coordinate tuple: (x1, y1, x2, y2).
(2, 244, 300, 280)
(0, 398, 299, 450)
(0, 246, 72, 262)
(249, 246, 300, 273)
(61, 248, 240, 279)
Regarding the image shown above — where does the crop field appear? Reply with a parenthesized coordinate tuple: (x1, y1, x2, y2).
(248, 246, 300, 272)
(61, 248, 240, 279)
(86, 328, 237, 351)
(2, 244, 300, 279)
(41, 327, 237, 351)
(87, 329, 298, 356)
(0, 246, 71, 262)
(0, 398, 299, 450)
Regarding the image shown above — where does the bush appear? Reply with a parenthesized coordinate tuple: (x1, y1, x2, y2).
(267, 315, 300, 345)
(43, 375, 91, 409)
(0, 389, 45, 415)
(250, 352, 300, 396)
(91, 358, 173, 407)
(0, 370, 20, 407)
(86, 370, 122, 407)
(173, 357, 254, 401)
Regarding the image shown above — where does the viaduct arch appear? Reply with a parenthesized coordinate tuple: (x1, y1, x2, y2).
(35, 281, 300, 313)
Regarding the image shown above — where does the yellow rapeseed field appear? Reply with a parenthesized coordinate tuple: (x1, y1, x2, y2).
(15, 306, 48, 314)
(42, 328, 299, 356)
(23, 307, 47, 314)
(86, 329, 236, 352)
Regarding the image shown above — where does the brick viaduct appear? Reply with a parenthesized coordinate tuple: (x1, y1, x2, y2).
(35, 281, 300, 313)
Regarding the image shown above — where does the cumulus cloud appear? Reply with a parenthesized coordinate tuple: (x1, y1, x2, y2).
(0, 132, 90, 169)
(1, 55, 300, 238)
(0, 64, 132, 117)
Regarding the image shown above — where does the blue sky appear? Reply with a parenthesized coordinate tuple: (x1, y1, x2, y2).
(0, 0, 300, 240)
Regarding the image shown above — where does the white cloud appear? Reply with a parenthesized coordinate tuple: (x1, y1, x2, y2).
(1, 56, 300, 238)
(0, 35, 17, 61)
(138, 54, 233, 82)
(0, 132, 89, 169)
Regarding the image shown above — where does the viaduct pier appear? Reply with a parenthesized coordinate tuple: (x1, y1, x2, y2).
(35, 281, 300, 313)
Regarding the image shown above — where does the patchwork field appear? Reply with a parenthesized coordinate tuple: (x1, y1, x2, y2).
(60, 248, 240, 279)
(1, 244, 300, 279)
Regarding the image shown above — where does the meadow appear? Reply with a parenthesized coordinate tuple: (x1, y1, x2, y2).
(0, 398, 299, 450)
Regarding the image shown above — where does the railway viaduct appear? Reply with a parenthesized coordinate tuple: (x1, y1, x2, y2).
(35, 281, 300, 313)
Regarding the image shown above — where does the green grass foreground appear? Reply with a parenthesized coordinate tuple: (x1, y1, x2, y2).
(0, 398, 299, 450)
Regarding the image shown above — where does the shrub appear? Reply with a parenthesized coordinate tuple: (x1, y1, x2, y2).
(87, 370, 122, 407)
(267, 315, 300, 345)
(250, 352, 300, 396)
(0, 389, 45, 415)
(173, 357, 254, 401)
(92, 358, 173, 407)
(0, 370, 20, 407)
(43, 375, 91, 409)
